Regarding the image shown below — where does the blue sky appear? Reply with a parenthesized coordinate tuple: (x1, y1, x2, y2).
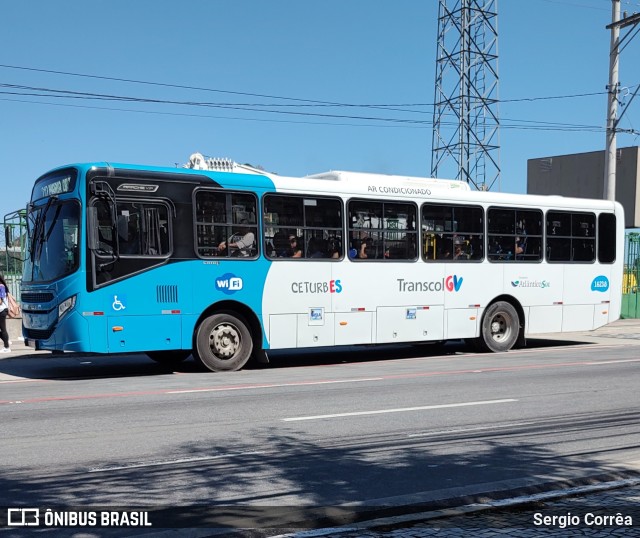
(2, 0, 639, 216)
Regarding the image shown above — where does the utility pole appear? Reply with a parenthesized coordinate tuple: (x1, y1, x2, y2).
(604, 2, 640, 201)
(603, 0, 620, 201)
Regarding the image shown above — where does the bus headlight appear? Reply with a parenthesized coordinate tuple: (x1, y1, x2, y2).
(58, 295, 77, 320)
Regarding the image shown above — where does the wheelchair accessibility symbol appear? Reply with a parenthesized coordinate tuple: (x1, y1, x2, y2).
(112, 295, 126, 311)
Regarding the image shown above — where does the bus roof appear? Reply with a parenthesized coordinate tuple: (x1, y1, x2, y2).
(305, 170, 470, 191)
(42, 160, 621, 214)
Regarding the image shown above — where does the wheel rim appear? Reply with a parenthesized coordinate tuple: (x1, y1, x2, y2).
(209, 322, 241, 360)
(489, 312, 512, 343)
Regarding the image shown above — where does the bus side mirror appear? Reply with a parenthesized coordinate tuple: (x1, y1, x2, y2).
(4, 226, 9, 248)
(87, 206, 99, 250)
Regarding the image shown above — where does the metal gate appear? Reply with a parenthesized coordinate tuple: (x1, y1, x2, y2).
(622, 232, 640, 318)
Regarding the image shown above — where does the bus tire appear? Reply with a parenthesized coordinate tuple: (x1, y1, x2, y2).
(479, 301, 519, 353)
(194, 312, 253, 372)
(146, 350, 191, 365)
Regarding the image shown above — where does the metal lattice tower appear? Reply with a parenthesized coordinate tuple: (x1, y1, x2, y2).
(431, 0, 500, 190)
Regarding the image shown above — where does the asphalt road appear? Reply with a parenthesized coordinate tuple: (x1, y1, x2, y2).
(1, 336, 640, 532)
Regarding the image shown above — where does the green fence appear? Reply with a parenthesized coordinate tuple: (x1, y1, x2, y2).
(622, 232, 640, 318)
(3, 209, 27, 309)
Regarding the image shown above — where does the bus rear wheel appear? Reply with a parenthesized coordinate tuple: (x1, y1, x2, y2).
(478, 301, 519, 353)
(146, 350, 191, 365)
(194, 312, 253, 372)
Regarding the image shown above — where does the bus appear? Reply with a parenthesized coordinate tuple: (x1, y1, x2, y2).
(14, 154, 624, 372)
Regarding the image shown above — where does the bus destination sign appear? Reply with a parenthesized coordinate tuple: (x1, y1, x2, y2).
(33, 171, 77, 201)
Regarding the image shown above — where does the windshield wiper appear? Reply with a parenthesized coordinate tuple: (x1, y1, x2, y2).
(30, 195, 58, 266)
(43, 204, 62, 243)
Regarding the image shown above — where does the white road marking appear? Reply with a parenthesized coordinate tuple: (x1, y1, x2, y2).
(586, 359, 640, 365)
(282, 398, 518, 422)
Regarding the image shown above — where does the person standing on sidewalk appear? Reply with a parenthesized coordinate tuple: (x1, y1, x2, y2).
(0, 274, 12, 353)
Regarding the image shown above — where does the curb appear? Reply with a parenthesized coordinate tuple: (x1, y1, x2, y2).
(357, 477, 640, 531)
(269, 475, 640, 537)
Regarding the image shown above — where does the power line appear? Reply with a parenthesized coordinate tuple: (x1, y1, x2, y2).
(0, 63, 615, 109)
(0, 93, 612, 133)
(0, 80, 617, 129)
(0, 97, 429, 130)
(0, 84, 428, 125)
(0, 63, 343, 105)
(0, 64, 634, 134)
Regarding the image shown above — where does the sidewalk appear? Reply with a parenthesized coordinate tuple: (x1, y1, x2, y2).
(1, 338, 50, 358)
(533, 317, 640, 346)
(279, 480, 640, 537)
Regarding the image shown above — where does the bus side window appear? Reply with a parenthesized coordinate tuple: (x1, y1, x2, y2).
(94, 200, 115, 255)
(546, 211, 595, 263)
(488, 207, 542, 262)
(422, 203, 484, 262)
(598, 213, 616, 263)
(195, 189, 258, 259)
(265, 194, 342, 261)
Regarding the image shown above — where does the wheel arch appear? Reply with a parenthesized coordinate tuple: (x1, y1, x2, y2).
(192, 300, 263, 352)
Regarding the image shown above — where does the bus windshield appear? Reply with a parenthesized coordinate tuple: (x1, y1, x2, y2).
(23, 199, 80, 283)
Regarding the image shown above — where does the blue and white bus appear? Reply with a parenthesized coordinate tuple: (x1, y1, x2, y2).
(15, 153, 624, 371)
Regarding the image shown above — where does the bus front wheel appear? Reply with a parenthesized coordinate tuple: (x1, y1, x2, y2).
(478, 301, 519, 353)
(195, 312, 253, 372)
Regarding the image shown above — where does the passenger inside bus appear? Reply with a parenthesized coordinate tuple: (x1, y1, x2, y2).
(328, 239, 341, 259)
(453, 244, 468, 260)
(289, 235, 303, 257)
(358, 238, 373, 259)
(219, 226, 255, 257)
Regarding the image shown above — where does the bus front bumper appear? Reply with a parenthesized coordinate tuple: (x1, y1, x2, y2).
(23, 310, 88, 353)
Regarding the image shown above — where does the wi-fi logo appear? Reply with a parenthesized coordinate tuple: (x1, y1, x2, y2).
(215, 273, 244, 295)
